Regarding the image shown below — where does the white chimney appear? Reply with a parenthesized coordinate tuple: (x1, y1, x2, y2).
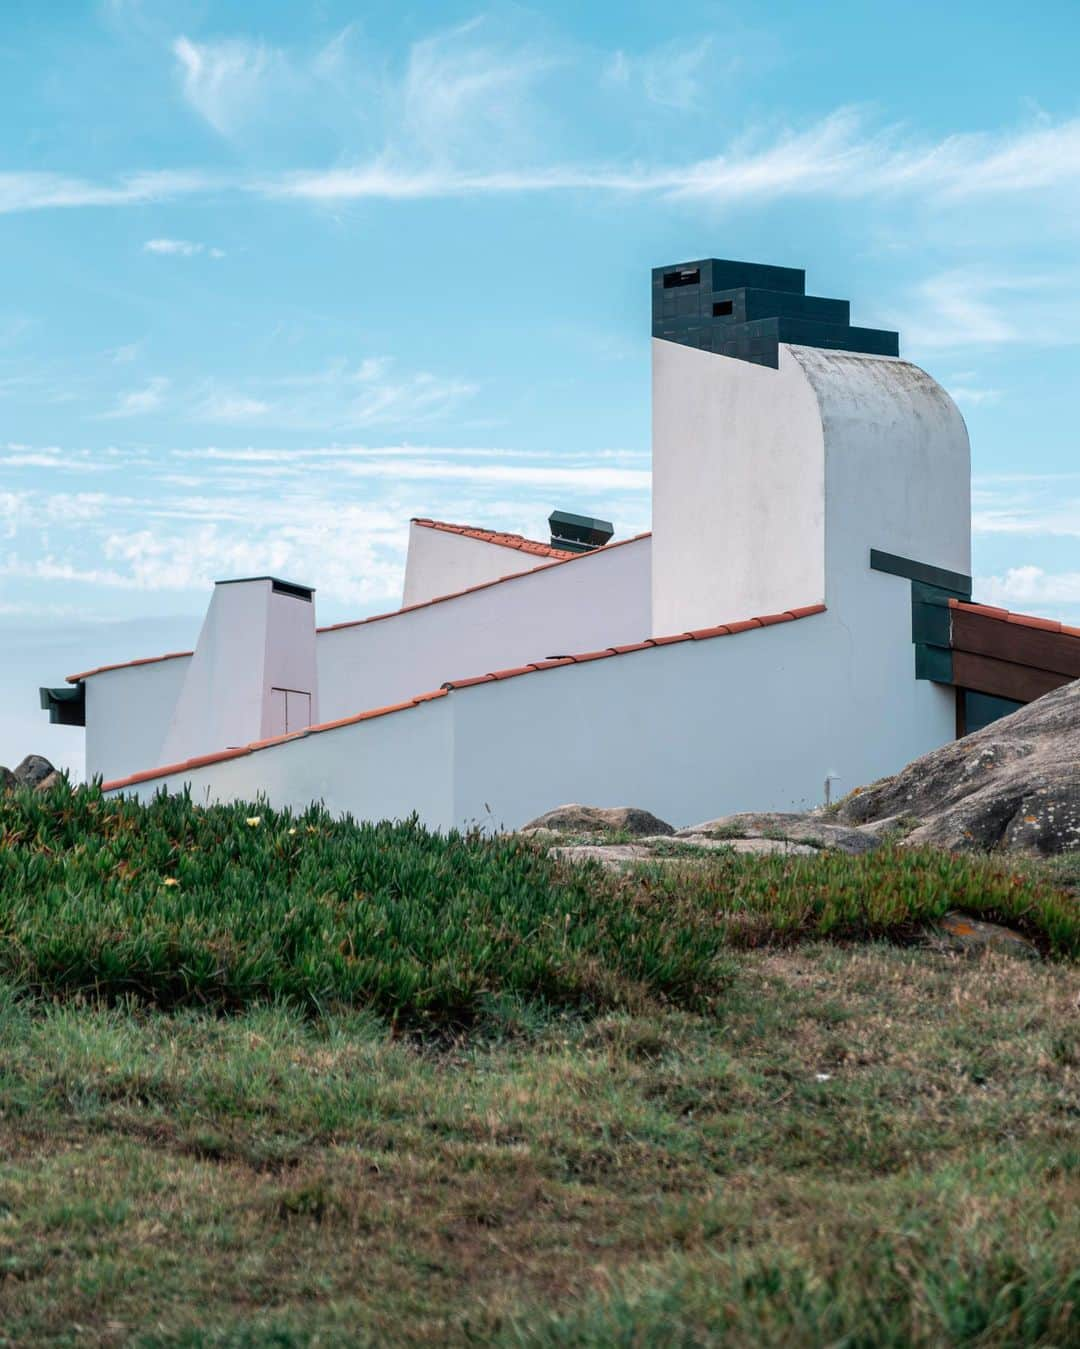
(159, 576, 318, 765)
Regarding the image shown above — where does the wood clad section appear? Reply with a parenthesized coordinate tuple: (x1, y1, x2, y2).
(952, 608, 1080, 678)
(951, 650, 1068, 704)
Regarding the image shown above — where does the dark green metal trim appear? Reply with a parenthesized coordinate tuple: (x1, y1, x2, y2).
(40, 683, 86, 727)
(911, 581, 956, 648)
(914, 644, 954, 684)
(870, 548, 972, 599)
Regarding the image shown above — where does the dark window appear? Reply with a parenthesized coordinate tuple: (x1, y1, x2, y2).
(663, 268, 700, 288)
(712, 300, 734, 316)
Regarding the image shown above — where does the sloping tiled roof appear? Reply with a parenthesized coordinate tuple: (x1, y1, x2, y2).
(100, 603, 826, 792)
(412, 517, 578, 560)
(66, 650, 195, 685)
(948, 598, 1080, 638)
(319, 530, 651, 634)
(68, 530, 654, 682)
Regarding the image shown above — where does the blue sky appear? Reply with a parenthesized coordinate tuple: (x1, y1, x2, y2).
(3, 0, 1080, 774)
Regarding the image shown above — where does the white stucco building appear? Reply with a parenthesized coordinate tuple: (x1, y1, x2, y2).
(42, 257, 1080, 829)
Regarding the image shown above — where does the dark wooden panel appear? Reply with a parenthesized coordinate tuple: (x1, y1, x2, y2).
(952, 650, 1069, 704)
(952, 609, 1080, 678)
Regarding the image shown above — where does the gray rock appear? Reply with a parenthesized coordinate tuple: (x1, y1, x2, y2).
(521, 804, 675, 837)
(836, 678, 1080, 854)
(929, 911, 1040, 960)
(13, 755, 55, 789)
(677, 811, 885, 855)
(0, 766, 16, 793)
(34, 771, 62, 793)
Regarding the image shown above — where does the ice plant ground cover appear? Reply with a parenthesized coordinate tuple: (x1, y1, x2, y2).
(0, 784, 1077, 1343)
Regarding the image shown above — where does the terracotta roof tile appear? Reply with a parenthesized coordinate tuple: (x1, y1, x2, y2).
(412, 517, 579, 560)
(950, 599, 1072, 634)
(100, 601, 827, 794)
(67, 650, 193, 684)
(318, 531, 652, 636)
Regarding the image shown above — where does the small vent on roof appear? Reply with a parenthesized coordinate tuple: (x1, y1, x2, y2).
(548, 510, 614, 554)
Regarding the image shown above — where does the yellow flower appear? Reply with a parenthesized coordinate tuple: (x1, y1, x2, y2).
(287, 827, 298, 836)
(245, 816, 262, 827)
(162, 877, 180, 887)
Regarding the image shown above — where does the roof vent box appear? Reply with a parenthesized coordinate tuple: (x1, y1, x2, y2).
(548, 510, 614, 554)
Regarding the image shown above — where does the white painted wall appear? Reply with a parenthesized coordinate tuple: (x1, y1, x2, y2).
(318, 535, 651, 719)
(651, 339, 826, 634)
(402, 523, 550, 606)
(160, 578, 318, 766)
(791, 343, 970, 797)
(109, 601, 952, 830)
(118, 695, 455, 829)
(84, 654, 191, 785)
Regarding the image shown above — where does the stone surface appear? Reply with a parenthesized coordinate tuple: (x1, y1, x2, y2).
(33, 771, 62, 793)
(13, 755, 55, 789)
(677, 811, 883, 855)
(931, 911, 1040, 960)
(0, 766, 16, 793)
(836, 678, 1080, 854)
(521, 804, 675, 838)
(550, 835, 817, 871)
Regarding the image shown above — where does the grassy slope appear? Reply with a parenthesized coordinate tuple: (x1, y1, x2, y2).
(0, 787, 1077, 1345)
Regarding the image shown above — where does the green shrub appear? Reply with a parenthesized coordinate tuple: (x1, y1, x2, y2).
(0, 781, 733, 1022)
(0, 781, 1074, 1026)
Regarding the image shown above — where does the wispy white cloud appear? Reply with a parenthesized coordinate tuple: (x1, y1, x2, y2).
(977, 565, 1080, 611)
(189, 359, 477, 431)
(5, 109, 1080, 213)
(604, 38, 715, 111)
(104, 376, 169, 418)
(144, 237, 224, 258)
(0, 170, 210, 214)
(172, 34, 281, 136)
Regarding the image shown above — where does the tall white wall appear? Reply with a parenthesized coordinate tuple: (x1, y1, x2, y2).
(160, 579, 318, 765)
(402, 523, 550, 606)
(651, 340, 970, 639)
(84, 654, 191, 784)
(651, 340, 826, 634)
(318, 536, 651, 719)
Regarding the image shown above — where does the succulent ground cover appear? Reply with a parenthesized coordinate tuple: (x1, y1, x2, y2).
(0, 784, 1077, 1343)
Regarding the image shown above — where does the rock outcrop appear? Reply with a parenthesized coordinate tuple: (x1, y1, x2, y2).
(676, 812, 888, 856)
(836, 679, 1080, 854)
(521, 804, 675, 837)
(1, 756, 59, 792)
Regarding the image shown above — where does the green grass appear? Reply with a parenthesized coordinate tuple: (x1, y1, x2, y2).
(0, 783, 1077, 1031)
(0, 947, 1076, 1344)
(0, 787, 1077, 1342)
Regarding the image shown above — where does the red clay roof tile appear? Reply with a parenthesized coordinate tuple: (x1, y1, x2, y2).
(686, 624, 732, 640)
(951, 599, 1075, 635)
(67, 650, 193, 684)
(412, 517, 579, 560)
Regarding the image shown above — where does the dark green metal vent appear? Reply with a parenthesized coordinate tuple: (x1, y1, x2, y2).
(549, 511, 614, 554)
